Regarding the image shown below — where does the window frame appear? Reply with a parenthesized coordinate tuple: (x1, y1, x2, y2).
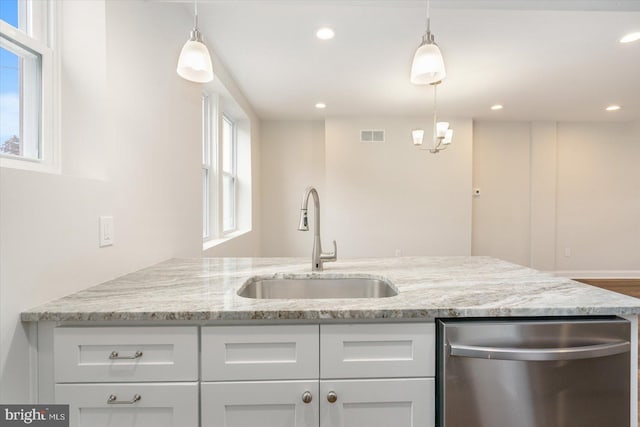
(221, 114, 237, 234)
(0, 0, 59, 173)
(202, 93, 212, 239)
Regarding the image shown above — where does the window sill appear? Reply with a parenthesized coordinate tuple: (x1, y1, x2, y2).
(203, 229, 251, 251)
(0, 156, 61, 175)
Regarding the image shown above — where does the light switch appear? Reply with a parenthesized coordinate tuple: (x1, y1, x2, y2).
(99, 216, 114, 247)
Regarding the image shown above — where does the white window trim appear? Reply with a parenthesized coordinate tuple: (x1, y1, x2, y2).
(202, 92, 213, 240)
(221, 113, 238, 234)
(0, 0, 60, 174)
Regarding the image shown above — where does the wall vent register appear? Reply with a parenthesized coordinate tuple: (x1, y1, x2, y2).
(360, 130, 385, 143)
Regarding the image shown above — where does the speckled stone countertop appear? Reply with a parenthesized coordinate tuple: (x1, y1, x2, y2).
(21, 257, 640, 322)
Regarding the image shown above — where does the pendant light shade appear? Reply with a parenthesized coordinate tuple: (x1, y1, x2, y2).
(177, 36, 214, 83)
(410, 40, 446, 85)
(410, 0, 446, 85)
(412, 129, 425, 146)
(177, 1, 213, 83)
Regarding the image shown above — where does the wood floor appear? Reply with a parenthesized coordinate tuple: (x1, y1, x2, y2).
(574, 279, 640, 422)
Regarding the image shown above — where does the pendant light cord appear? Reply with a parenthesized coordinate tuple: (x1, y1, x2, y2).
(194, 0, 199, 29)
(426, 0, 431, 34)
(433, 83, 437, 142)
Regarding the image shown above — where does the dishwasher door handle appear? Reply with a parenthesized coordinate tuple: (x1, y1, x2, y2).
(449, 341, 630, 361)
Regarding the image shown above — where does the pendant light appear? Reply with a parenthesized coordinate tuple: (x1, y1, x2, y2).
(410, 0, 446, 85)
(177, 0, 214, 83)
(411, 81, 453, 153)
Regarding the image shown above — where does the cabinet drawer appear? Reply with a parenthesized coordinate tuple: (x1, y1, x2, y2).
(56, 382, 198, 427)
(320, 323, 435, 378)
(202, 325, 319, 381)
(54, 327, 198, 383)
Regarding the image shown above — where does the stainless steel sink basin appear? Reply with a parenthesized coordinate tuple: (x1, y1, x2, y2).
(237, 276, 398, 299)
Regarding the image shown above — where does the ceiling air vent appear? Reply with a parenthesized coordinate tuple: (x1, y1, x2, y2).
(360, 129, 385, 143)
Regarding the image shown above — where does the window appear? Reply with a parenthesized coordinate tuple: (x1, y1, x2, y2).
(0, 0, 57, 170)
(202, 90, 251, 247)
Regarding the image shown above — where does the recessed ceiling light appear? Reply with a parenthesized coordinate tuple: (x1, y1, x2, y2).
(316, 28, 335, 40)
(605, 105, 621, 111)
(620, 32, 640, 44)
(315, 102, 327, 109)
(490, 104, 504, 111)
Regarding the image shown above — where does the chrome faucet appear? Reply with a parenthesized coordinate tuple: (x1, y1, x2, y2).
(297, 186, 337, 271)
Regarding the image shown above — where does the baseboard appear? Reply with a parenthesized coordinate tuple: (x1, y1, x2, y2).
(551, 270, 640, 279)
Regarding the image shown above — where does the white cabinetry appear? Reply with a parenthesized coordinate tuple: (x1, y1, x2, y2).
(319, 323, 435, 427)
(201, 324, 319, 427)
(53, 323, 435, 427)
(201, 380, 319, 427)
(320, 378, 434, 427)
(56, 383, 198, 427)
(54, 327, 199, 427)
(200, 323, 435, 427)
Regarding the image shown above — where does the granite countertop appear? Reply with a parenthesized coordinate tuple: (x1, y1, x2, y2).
(21, 257, 640, 322)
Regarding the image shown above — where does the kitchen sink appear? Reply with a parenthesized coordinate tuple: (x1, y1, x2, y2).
(237, 275, 398, 299)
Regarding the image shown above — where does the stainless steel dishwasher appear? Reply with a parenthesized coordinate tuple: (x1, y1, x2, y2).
(437, 317, 631, 427)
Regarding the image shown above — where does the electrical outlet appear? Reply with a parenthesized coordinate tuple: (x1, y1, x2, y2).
(564, 247, 571, 257)
(99, 216, 114, 247)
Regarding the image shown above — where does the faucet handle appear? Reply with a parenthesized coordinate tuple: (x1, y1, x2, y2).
(321, 240, 337, 262)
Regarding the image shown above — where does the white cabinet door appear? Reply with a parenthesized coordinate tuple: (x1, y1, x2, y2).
(55, 382, 198, 427)
(201, 380, 319, 427)
(319, 378, 434, 427)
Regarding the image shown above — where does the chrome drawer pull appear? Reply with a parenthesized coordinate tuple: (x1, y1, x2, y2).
(107, 394, 141, 405)
(109, 350, 143, 360)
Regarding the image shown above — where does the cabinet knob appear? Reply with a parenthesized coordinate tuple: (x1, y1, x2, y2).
(302, 391, 313, 404)
(327, 391, 338, 403)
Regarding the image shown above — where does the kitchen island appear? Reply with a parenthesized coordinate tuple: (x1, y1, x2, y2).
(22, 256, 640, 321)
(22, 257, 640, 427)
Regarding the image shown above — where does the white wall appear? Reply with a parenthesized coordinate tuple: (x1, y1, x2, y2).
(472, 120, 640, 276)
(260, 117, 474, 258)
(555, 122, 640, 275)
(472, 122, 532, 266)
(260, 121, 325, 256)
(0, 0, 259, 401)
(325, 118, 473, 258)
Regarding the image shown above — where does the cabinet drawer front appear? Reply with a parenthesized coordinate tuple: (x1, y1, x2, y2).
(320, 323, 434, 378)
(202, 325, 319, 381)
(320, 378, 434, 427)
(202, 381, 319, 427)
(54, 327, 198, 382)
(55, 382, 198, 427)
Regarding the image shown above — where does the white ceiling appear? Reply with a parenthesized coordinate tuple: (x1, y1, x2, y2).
(178, 1, 640, 121)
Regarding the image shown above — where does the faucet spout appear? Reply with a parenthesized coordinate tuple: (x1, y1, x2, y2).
(297, 186, 337, 271)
